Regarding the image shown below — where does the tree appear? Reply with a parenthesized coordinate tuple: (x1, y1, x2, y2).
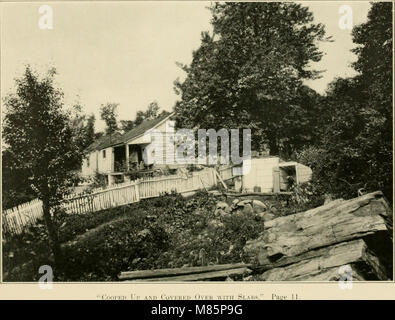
(85, 114, 96, 147)
(2, 149, 36, 209)
(100, 102, 119, 134)
(119, 101, 161, 131)
(174, 2, 328, 156)
(144, 101, 160, 119)
(2, 66, 83, 269)
(298, 2, 393, 201)
(120, 120, 135, 132)
(69, 104, 96, 154)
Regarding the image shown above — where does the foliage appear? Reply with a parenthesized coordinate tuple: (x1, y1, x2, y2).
(60, 214, 169, 280)
(100, 102, 119, 135)
(2, 66, 84, 267)
(69, 104, 96, 158)
(86, 172, 108, 190)
(174, 2, 328, 156)
(2, 66, 84, 205)
(2, 149, 36, 209)
(120, 101, 161, 133)
(297, 2, 393, 201)
(3, 191, 268, 281)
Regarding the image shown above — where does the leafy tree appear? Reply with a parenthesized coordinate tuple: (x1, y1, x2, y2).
(144, 101, 160, 119)
(2, 149, 36, 209)
(120, 120, 135, 132)
(85, 114, 96, 147)
(100, 102, 119, 135)
(94, 131, 104, 140)
(174, 2, 328, 156)
(298, 2, 393, 200)
(2, 66, 83, 269)
(69, 104, 96, 154)
(120, 101, 161, 131)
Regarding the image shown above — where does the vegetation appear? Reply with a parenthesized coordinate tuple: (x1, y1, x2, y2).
(175, 2, 392, 202)
(3, 191, 269, 281)
(100, 102, 119, 135)
(174, 2, 328, 155)
(2, 66, 84, 269)
(296, 2, 393, 201)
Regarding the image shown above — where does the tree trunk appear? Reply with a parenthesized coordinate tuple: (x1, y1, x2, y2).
(42, 199, 63, 272)
(268, 137, 279, 156)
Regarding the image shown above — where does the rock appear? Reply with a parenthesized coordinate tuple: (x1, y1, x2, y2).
(224, 206, 232, 214)
(255, 212, 275, 222)
(216, 201, 229, 210)
(244, 192, 392, 271)
(214, 208, 230, 217)
(232, 199, 239, 205)
(238, 199, 252, 207)
(262, 212, 276, 221)
(242, 203, 254, 215)
(215, 202, 231, 216)
(252, 200, 267, 213)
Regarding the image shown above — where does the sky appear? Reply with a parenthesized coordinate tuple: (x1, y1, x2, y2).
(1, 1, 371, 132)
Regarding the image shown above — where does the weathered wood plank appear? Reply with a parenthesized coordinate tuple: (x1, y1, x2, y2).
(119, 263, 251, 280)
(124, 267, 252, 282)
(244, 192, 391, 267)
(256, 239, 388, 281)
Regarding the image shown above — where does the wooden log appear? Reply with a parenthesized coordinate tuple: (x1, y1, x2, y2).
(256, 239, 388, 281)
(124, 267, 252, 282)
(119, 263, 251, 280)
(244, 192, 392, 267)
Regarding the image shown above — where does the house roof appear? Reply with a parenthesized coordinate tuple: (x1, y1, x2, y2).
(85, 111, 174, 153)
(85, 132, 123, 152)
(114, 111, 173, 145)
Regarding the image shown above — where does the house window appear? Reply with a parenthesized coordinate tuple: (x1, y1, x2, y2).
(103, 150, 106, 158)
(87, 158, 90, 167)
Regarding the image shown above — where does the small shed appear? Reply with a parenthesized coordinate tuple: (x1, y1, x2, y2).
(235, 157, 312, 193)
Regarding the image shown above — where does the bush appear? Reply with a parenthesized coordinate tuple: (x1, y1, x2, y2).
(60, 214, 169, 281)
(3, 191, 272, 281)
(3, 220, 54, 281)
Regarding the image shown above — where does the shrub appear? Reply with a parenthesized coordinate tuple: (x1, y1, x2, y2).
(60, 214, 169, 281)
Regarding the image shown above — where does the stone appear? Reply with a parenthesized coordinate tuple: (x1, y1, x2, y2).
(214, 209, 229, 217)
(242, 203, 254, 215)
(252, 200, 267, 213)
(238, 199, 252, 207)
(216, 201, 229, 210)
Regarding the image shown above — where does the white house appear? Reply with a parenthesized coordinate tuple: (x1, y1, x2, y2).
(81, 112, 177, 185)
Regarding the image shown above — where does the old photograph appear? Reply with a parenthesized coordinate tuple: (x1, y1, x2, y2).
(1, 1, 393, 284)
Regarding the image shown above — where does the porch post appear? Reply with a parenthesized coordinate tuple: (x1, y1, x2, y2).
(125, 144, 129, 171)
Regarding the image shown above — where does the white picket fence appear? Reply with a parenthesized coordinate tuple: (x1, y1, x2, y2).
(2, 167, 221, 236)
(217, 165, 235, 181)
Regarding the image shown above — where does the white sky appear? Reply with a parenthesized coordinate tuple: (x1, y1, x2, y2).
(1, 1, 371, 132)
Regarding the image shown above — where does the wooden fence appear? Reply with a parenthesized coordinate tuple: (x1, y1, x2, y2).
(217, 165, 236, 181)
(2, 168, 220, 236)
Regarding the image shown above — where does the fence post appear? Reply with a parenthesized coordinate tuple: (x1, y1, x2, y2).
(135, 180, 140, 202)
(213, 168, 218, 187)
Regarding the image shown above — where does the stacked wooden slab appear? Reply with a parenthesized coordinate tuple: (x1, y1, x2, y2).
(119, 263, 252, 281)
(244, 191, 393, 281)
